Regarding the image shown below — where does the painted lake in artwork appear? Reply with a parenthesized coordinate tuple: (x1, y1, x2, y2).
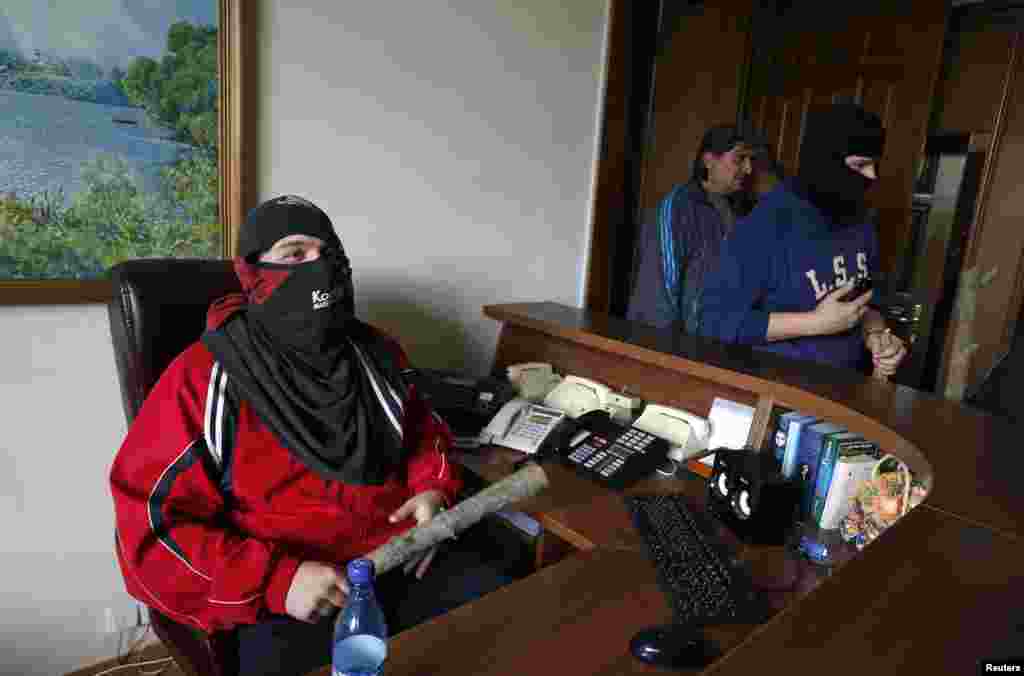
(0, 88, 190, 203)
(0, 2, 220, 279)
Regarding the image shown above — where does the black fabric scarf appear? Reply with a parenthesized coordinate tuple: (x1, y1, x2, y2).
(202, 196, 410, 485)
(796, 103, 885, 229)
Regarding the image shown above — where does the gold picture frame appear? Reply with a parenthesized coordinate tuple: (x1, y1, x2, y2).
(0, 0, 254, 305)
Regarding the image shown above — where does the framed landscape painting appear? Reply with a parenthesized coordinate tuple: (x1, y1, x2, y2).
(0, 0, 252, 304)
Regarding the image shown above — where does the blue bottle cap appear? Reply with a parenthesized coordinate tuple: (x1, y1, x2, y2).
(347, 558, 375, 585)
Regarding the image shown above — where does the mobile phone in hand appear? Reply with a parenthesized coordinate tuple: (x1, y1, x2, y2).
(840, 276, 873, 302)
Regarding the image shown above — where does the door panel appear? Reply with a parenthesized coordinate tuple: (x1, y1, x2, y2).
(748, 4, 948, 281)
(638, 0, 755, 210)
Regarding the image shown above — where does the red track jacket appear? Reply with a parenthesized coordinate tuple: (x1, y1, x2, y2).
(109, 337, 460, 633)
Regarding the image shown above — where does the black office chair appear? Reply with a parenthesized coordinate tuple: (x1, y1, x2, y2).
(108, 258, 242, 676)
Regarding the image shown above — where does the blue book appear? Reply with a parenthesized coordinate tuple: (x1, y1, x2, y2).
(795, 421, 845, 520)
(781, 415, 819, 479)
(773, 411, 802, 466)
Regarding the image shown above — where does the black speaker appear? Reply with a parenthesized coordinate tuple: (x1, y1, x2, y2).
(706, 448, 799, 545)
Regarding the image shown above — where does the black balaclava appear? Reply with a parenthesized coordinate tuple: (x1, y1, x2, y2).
(796, 103, 886, 227)
(202, 195, 408, 485)
(240, 195, 354, 366)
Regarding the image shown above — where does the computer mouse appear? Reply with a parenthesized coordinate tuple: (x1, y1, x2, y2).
(629, 624, 720, 670)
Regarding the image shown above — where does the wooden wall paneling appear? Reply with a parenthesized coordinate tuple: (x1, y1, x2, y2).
(853, 60, 938, 281)
(937, 23, 1016, 133)
(774, 89, 809, 175)
(939, 31, 1024, 395)
(867, 14, 949, 279)
(760, 96, 786, 167)
(860, 78, 895, 129)
(753, 2, 948, 279)
(638, 0, 755, 210)
(749, 91, 767, 131)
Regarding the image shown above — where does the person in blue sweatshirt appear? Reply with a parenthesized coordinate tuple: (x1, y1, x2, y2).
(627, 125, 756, 332)
(696, 103, 906, 377)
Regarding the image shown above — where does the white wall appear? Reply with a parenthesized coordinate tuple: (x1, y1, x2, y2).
(0, 1, 608, 673)
(0, 305, 139, 676)
(258, 0, 608, 374)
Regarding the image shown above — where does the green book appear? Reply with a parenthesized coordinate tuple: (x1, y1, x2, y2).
(812, 433, 879, 525)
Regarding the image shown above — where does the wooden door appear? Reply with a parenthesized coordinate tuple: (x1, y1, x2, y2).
(747, 2, 949, 282)
(637, 0, 756, 213)
(592, 0, 756, 316)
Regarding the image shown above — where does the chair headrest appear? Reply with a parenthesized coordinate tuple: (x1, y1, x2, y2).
(107, 258, 242, 424)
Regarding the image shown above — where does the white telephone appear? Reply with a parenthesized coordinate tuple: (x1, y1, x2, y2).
(633, 403, 712, 462)
(543, 374, 644, 422)
(506, 362, 563, 402)
(543, 375, 611, 418)
(478, 399, 568, 454)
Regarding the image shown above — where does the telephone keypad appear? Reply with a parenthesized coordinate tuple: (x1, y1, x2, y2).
(562, 425, 668, 490)
(517, 422, 548, 442)
(568, 434, 608, 464)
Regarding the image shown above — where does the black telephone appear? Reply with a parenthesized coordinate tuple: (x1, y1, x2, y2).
(404, 368, 518, 438)
(558, 410, 671, 490)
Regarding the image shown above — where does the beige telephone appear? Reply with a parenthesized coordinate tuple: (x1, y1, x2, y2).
(506, 362, 562, 402)
(543, 374, 644, 421)
(633, 403, 712, 462)
(543, 375, 611, 418)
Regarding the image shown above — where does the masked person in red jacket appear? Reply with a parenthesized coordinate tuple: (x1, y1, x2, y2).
(110, 195, 511, 676)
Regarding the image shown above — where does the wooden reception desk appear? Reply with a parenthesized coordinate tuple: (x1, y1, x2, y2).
(313, 302, 1024, 676)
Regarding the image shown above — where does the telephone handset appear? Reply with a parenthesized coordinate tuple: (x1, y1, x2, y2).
(633, 404, 712, 462)
(506, 362, 563, 402)
(478, 399, 572, 455)
(543, 375, 612, 418)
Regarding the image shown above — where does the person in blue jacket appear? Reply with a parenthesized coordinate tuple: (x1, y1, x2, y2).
(627, 125, 756, 332)
(696, 103, 906, 377)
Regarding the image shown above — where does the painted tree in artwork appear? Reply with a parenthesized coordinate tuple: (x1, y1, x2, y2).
(123, 21, 218, 149)
(0, 16, 221, 280)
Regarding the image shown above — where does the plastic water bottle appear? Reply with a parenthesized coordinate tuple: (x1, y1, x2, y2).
(332, 559, 388, 676)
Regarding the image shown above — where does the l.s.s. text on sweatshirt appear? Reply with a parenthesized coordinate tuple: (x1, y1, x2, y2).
(697, 180, 878, 369)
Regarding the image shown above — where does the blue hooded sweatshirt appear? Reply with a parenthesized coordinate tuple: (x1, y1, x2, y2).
(696, 179, 877, 369)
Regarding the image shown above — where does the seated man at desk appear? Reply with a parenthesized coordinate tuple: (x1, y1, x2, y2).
(627, 124, 756, 333)
(697, 103, 907, 377)
(109, 195, 511, 676)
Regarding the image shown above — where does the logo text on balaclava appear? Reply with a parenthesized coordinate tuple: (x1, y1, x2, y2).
(312, 289, 334, 310)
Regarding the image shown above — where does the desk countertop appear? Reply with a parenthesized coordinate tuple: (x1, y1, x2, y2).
(310, 453, 1024, 676)
(312, 302, 1024, 675)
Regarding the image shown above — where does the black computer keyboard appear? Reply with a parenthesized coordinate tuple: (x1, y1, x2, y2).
(627, 494, 764, 627)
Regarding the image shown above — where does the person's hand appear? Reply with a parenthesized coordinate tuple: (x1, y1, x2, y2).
(866, 328, 907, 379)
(285, 561, 349, 623)
(811, 281, 873, 336)
(388, 489, 447, 579)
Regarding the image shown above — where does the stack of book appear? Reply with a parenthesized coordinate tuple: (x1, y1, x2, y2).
(771, 410, 881, 529)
